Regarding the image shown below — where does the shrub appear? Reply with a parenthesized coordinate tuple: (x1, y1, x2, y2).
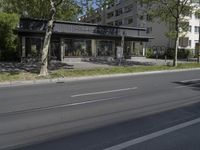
(146, 48, 154, 58)
(178, 49, 194, 59)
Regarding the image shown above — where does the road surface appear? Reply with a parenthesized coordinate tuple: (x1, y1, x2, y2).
(0, 70, 200, 150)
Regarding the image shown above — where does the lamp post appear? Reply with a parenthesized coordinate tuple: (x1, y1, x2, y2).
(198, 0, 200, 63)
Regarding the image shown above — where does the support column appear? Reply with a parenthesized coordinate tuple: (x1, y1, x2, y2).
(112, 40, 115, 57)
(60, 38, 64, 62)
(21, 36, 26, 58)
(142, 42, 146, 57)
(91, 39, 97, 57)
(131, 41, 134, 56)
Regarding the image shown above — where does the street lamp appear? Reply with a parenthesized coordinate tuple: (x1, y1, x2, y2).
(198, 0, 200, 63)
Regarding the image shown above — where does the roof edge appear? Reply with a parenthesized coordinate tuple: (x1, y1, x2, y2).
(20, 17, 147, 31)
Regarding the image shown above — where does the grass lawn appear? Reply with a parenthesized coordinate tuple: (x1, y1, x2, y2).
(0, 63, 200, 82)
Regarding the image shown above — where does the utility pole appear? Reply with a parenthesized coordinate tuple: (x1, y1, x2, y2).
(198, 0, 200, 63)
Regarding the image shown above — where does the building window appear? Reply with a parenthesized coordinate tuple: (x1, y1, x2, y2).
(124, 5, 133, 13)
(25, 37, 43, 58)
(97, 40, 114, 56)
(195, 26, 199, 33)
(115, 8, 123, 16)
(146, 27, 152, 34)
(140, 15, 144, 20)
(64, 39, 92, 57)
(115, 20, 123, 26)
(128, 18, 133, 24)
(107, 12, 114, 19)
(179, 37, 189, 47)
(124, 17, 133, 25)
(107, 22, 114, 26)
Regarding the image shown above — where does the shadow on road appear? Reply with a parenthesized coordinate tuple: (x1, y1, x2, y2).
(18, 102, 200, 150)
(173, 80, 200, 91)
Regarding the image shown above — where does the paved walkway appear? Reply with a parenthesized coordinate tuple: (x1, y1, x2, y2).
(0, 57, 194, 72)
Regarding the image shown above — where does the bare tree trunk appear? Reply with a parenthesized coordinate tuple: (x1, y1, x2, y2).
(39, 0, 56, 76)
(173, 18, 179, 67)
(174, 34, 179, 67)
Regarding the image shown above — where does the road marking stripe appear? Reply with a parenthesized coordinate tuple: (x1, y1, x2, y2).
(71, 87, 138, 98)
(0, 95, 130, 117)
(104, 117, 200, 150)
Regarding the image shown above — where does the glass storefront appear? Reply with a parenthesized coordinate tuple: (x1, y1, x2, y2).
(64, 39, 92, 57)
(132, 42, 144, 56)
(50, 39, 60, 60)
(25, 37, 43, 58)
(23, 37, 145, 60)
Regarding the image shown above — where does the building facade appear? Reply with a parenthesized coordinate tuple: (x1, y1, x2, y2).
(16, 18, 151, 61)
(79, 0, 200, 52)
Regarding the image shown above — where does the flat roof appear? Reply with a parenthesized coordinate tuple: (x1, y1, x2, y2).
(20, 17, 147, 31)
(17, 18, 153, 41)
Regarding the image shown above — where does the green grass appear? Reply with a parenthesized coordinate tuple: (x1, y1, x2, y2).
(0, 63, 200, 82)
(50, 63, 200, 78)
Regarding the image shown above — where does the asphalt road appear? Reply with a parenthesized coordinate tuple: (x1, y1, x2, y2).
(0, 70, 200, 150)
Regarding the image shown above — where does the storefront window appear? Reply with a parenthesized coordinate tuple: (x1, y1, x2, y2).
(25, 37, 43, 58)
(132, 42, 144, 56)
(64, 39, 91, 57)
(97, 40, 114, 56)
(50, 39, 60, 60)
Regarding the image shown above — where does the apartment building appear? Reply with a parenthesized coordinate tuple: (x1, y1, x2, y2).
(79, 0, 200, 53)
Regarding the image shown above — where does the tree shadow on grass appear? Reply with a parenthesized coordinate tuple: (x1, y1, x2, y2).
(0, 61, 74, 74)
(82, 58, 155, 67)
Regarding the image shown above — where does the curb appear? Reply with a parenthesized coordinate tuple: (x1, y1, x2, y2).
(0, 68, 200, 88)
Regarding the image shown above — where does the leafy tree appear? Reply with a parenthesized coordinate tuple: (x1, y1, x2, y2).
(141, 0, 198, 66)
(0, 0, 81, 21)
(39, 0, 113, 76)
(0, 12, 19, 61)
(40, 0, 63, 76)
(0, 0, 112, 75)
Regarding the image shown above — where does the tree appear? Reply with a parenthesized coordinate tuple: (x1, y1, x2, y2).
(0, 0, 81, 21)
(39, 0, 63, 76)
(1, 0, 112, 75)
(40, 0, 113, 76)
(0, 12, 19, 61)
(141, 0, 196, 66)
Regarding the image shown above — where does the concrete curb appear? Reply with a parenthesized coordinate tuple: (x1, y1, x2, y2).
(0, 68, 200, 88)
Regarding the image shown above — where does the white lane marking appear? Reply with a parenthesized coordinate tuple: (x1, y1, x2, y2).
(71, 87, 138, 98)
(104, 117, 200, 150)
(180, 78, 200, 83)
(0, 96, 127, 116)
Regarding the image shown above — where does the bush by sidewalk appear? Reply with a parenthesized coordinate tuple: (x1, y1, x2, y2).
(146, 47, 195, 59)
